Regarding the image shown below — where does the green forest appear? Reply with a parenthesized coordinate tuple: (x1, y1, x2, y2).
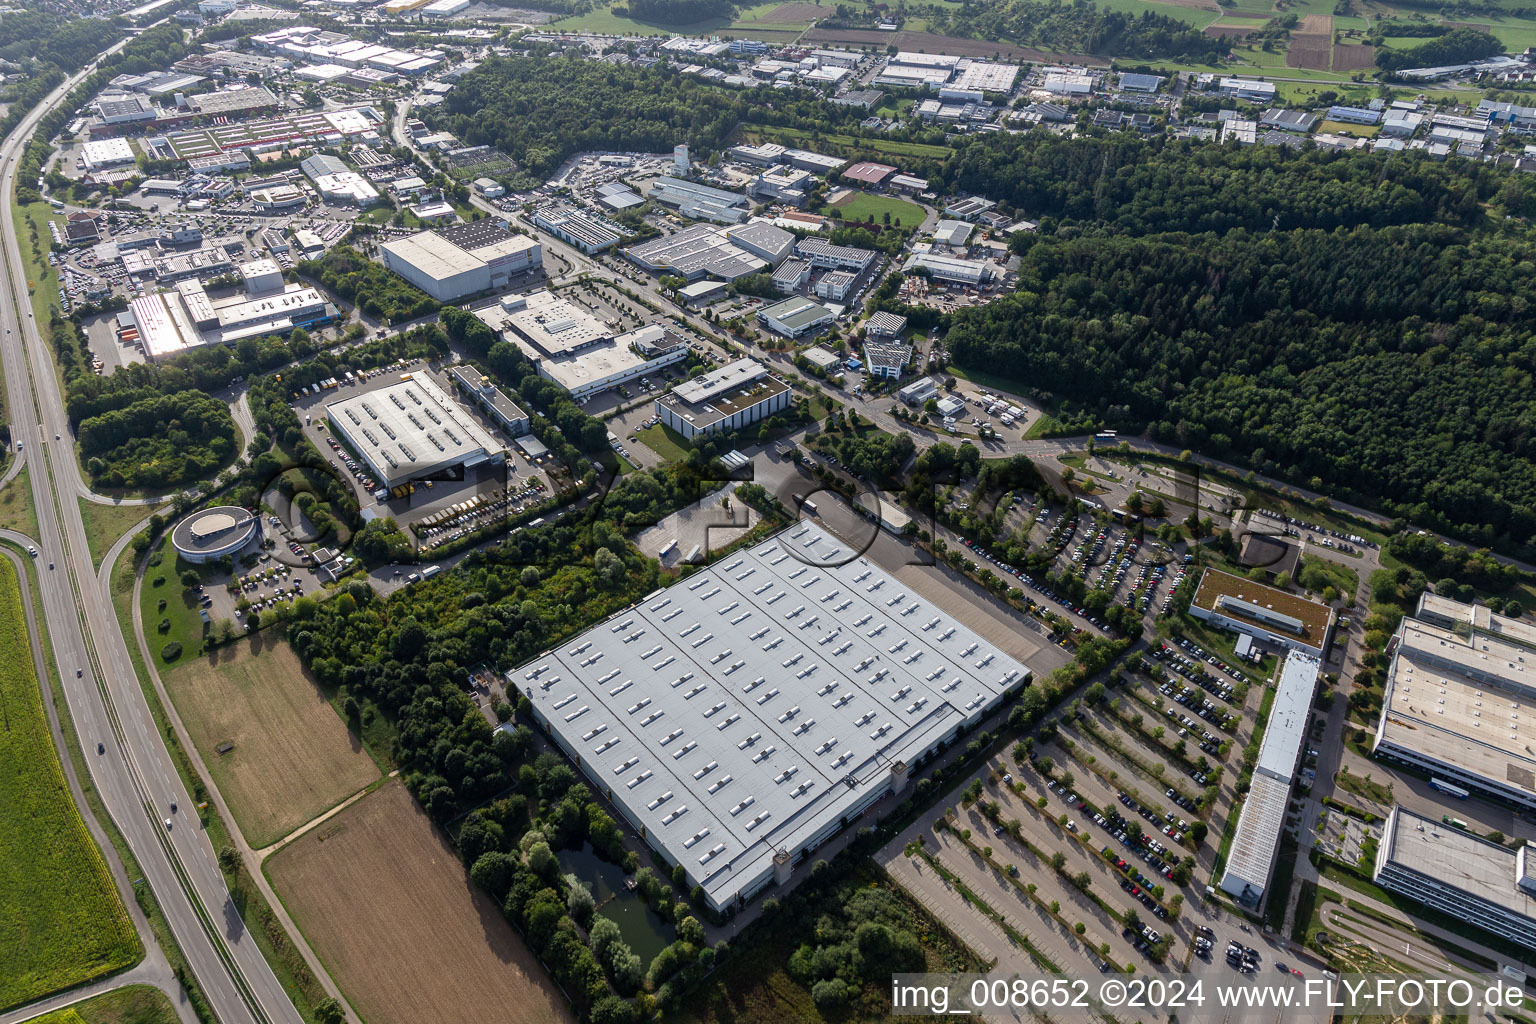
(430, 56, 867, 180)
(929, 0, 1226, 60)
(919, 134, 1536, 555)
(1375, 26, 1504, 72)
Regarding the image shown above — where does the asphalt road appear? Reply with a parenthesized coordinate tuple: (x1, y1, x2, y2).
(0, 36, 302, 1024)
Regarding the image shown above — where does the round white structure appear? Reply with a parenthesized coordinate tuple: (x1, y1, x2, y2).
(172, 506, 260, 564)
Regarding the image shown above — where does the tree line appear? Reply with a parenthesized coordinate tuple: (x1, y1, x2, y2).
(929, 0, 1227, 60)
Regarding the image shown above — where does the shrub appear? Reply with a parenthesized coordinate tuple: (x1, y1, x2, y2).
(161, 641, 182, 661)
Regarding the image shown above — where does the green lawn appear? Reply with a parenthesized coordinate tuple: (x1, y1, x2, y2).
(137, 533, 214, 669)
(1091, 0, 1218, 25)
(636, 423, 691, 463)
(0, 464, 38, 539)
(29, 985, 179, 1024)
(0, 557, 140, 1010)
(831, 192, 926, 229)
(78, 498, 159, 569)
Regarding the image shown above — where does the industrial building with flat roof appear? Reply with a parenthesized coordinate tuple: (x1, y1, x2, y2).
(655, 358, 792, 439)
(1189, 568, 1335, 657)
(648, 176, 750, 224)
(902, 252, 993, 286)
(381, 221, 541, 301)
(1374, 805, 1536, 952)
(625, 224, 767, 281)
(1373, 596, 1536, 811)
(532, 205, 624, 254)
(479, 292, 690, 400)
(757, 296, 836, 337)
(1219, 651, 1320, 908)
(325, 375, 504, 489)
(515, 521, 1034, 911)
(448, 364, 530, 437)
(794, 237, 876, 273)
(129, 280, 336, 358)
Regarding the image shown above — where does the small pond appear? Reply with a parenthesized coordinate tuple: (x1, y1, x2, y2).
(559, 843, 672, 965)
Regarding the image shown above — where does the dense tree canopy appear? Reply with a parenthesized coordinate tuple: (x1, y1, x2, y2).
(945, 223, 1536, 553)
(626, 0, 734, 23)
(430, 56, 864, 179)
(930, 0, 1226, 60)
(1376, 27, 1504, 72)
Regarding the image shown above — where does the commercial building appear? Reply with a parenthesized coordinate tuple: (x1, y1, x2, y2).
(625, 224, 767, 281)
(381, 221, 541, 301)
(1188, 568, 1335, 658)
(953, 61, 1018, 94)
(596, 181, 645, 212)
(842, 161, 896, 187)
(448, 364, 530, 437)
(678, 280, 727, 307)
(532, 205, 624, 254)
(772, 259, 810, 293)
(726, 221, 795, 266)
(473, 177, 506, 198)
(1117, 72, 1164, 93)
(898, 377, 938, 405)
(1042, 72, 1092, 97)
(81, 138, 137, 171)
(814, 269, 857, 302)
(1327, 105, 1381, 125)
(1259, 108, 1318, 133)
(515, 521, 1033, 911)
(249, 183, 307, 211)
(932, 219, 974, 247)
(1217, 77, 1277, 103)
(130, 278, 337, 358)
(757, 296, 835, 338)
(481, 292, 689, 400)
(186, 86, 279, 117)
(98, 95, 158, 125)
(655, 358, 792, 439)
(730, 142, 787, 166)
(172, 506, 261, 563)
(326, 375, 504, 490)
(1373, 805, 1536, 952)
(944, 196, 996, 222)
(648, 176, 750, 224)
(862, 339, 910, 380)
(750, 167, 811, 205)
(1219, 652, 1320, 907)
(782, 148, 845, 174)
(794, 238, 875, 273)
(864, 310, 907, 339)
(903, 252, 993, 287)
(1372, 596, 1536, 811)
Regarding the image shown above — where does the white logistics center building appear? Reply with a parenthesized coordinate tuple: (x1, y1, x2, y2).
(325, 374, 504, 489)
(381, 220, 542, 302)
(515, 522, 1034, 911)
(654, 358, 792, 439)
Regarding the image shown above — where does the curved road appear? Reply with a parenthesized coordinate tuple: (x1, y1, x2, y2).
(0, 35, 301, 1024)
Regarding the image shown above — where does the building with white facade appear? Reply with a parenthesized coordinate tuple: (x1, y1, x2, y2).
(757, 296, 835, 337)
(1219, 651, 1320, 908)
(655, 358, 792, 439)
(515, 522, 1034, 911)
(649, 176, 750, 224)
(1188, 568, 1334, 658)
(326, 374, 504, 489)
(381, 221, 541, 302)
(1374, 805, 1536, 952)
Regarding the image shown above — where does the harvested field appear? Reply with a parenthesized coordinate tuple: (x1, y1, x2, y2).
(1205, 24, 1254, 37)
(1332, 42, 1376, 69)
(267, 780, 574, 1024)
(801, 27, 1111, 63)
(1287, 13, 1332, 67)
(163, 636, 379, 848)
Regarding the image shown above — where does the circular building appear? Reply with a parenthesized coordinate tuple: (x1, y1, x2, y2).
(172, 506, 260, 564)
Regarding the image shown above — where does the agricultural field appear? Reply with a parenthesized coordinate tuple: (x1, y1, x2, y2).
(830, 191, 927, 229)
(552, 0, 817, 36)
(0, 558, 139, 1011)
(27, 985, 178, 1024)
(160, 637, 380, 848)
(1287, 14, 1333, 68)
(266, 780, 575, 1024)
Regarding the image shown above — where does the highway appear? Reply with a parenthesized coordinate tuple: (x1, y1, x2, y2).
(0, 35, 301, 1024)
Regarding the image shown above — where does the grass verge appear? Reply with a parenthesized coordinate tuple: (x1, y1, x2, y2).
(29, 984, 179, 1024)
(79, 497, 158, 569)
(0, 463, 39, 538)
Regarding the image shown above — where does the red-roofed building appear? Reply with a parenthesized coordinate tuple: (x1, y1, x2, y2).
(842, 161, 897, 186)
(65, 211, 103, 243)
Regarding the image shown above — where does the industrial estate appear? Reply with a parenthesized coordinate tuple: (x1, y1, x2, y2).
(8, 1, 1536, 1024)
